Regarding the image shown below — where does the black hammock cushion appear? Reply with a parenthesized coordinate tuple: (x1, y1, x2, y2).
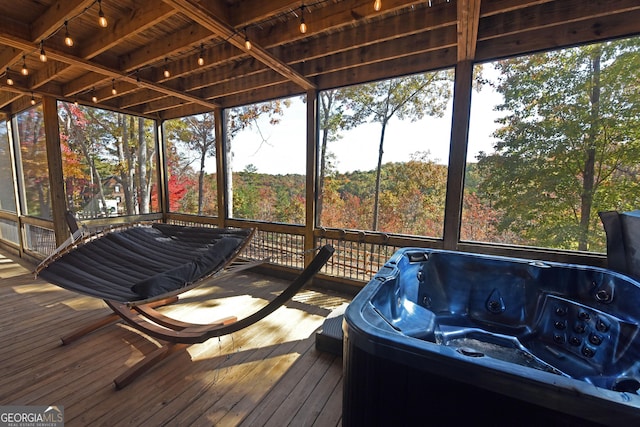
(38, 223, 253, 303)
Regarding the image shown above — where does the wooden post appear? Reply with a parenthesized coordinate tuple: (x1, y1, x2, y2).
(304, 89, 318, 266)
(42, 96, 68, 246)
(156, 118, 169, 222)
(214, 107, 227, 226)
(443, 60, 474, 250)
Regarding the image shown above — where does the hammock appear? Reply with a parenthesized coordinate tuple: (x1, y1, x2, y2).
(35, 221, 335, 388)
(37, 223, 257, 306)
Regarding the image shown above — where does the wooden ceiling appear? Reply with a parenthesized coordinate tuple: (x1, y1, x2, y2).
(0, 0, 638, 120)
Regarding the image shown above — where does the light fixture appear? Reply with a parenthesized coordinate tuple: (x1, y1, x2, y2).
(197, 44, 205, 66)
(111, 79, 117, 95)
(74, 100, 79, 106)
(64, 21, 74, 47)
(39, 41, 47, 62)
(97, 0, 108, 28)
(244, 28, 252, 50)
(31, 93, 36, 105)
(21, 56, 28, 76)
(374, 0, 382, 11)
(91, 89, 97, 103)
(6, 68, 13, 86)
(163, 58, 170, 78)
(299, 5, 307, 34)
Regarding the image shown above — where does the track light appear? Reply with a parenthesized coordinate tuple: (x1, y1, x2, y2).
(163, 58, 170, 78)
(21, 56, 28, 76)
(111, 79, 117, 95)
(64, 21, 74, 47)
(299, 5, 307, 34)
(374, 0, 382, 11)
(6, 68, 13, 86)
(39, 41, 47, 62)
(197, 44, 205, 66)
(244, 28, 252, 50)
(97, 0, 108, 28)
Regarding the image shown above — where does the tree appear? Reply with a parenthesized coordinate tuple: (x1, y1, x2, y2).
(317, 90, 352, 221)
(339, 72, 453, 231)
(226, 99, 290, 218)
(58, 102, 157, 217)
(477, 38, 640, 251)
(166, 113, 216, 215)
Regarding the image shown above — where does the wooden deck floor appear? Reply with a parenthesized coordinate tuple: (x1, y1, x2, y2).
(0, 249, 350, 426)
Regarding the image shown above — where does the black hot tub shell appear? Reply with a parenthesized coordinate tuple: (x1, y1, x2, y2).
(343, 248, 640, 426)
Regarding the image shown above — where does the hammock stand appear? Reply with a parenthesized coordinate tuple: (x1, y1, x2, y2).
(36, 220, 334, 389)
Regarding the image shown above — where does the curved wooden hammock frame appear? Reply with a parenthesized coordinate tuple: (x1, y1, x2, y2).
(37, 221, 335, 389)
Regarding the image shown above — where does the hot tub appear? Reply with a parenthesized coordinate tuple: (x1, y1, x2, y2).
(343, 248, 640, 426)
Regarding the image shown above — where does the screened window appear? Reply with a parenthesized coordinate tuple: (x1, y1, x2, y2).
(226, 96, 306, 224)
(462, 37, 640, 252)
(15, 105, 51, 220)
(58, 102, 159, 219)
(0, 120, 16, 213)
(317, 71, 454, 237)
(163, 114, 218, 216)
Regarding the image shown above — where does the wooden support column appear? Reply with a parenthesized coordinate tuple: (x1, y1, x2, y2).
(42, 96, 68, 246)
(214, 107, 227, 226)
(155, 118, 169, 221)
(443, 0, 481, 250)
(443, 60, 473, 250)
(304, 89, 318, 265)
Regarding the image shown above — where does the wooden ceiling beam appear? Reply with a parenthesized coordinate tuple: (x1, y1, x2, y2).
(0, 47, 23, 72)
(30, 0, 94, 43)
(457, 0, 482, 62)
(163, 0, 315, 91)
(0, 31, 218, 110)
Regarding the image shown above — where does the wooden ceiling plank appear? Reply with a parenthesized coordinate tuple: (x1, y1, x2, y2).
(163, 0, 316, 91)
(118, 24, 212, 72)
(479, 0, 640, 41)
(476, 8, 640, 62)
(79, 1, 178, 59)
(173, 0, 457, 96)
(117, 89, 168, 109)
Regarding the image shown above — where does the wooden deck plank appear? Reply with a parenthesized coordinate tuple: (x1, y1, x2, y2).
(0, 248, 349, 427)
(289, 355, 343, 426)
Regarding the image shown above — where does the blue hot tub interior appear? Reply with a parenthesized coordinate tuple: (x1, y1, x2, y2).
(370, 248, 640, 392)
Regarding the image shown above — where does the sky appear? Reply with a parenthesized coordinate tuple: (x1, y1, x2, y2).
(210, 65, 504, 175)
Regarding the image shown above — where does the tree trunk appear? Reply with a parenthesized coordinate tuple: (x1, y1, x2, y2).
(137, 117, 149, 214)
(198, 139, 206, 215)
(372, 120, 387, 231)
(579, 51, 601, 251)
(317, 92, 332, 223)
